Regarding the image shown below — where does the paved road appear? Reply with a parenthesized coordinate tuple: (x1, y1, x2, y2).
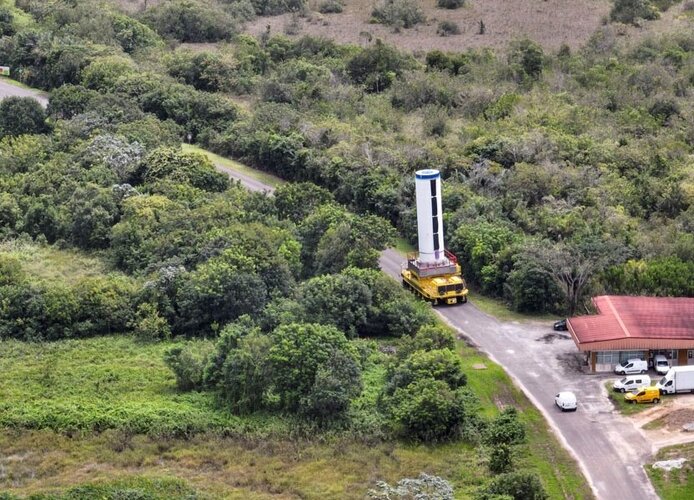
(0, 79, 49, 107)
(380, 249, 658, 500)
(214, 163, 276, 194)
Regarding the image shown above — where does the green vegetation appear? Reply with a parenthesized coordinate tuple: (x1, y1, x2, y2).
(647, 443, 694, 500)
(2, 0, 690, 496)
(0, 334, 591, 498)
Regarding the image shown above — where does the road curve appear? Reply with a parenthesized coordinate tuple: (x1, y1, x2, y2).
(213, 163, 276, 195)
(380, 248, 658, 500)
(0, 79, 49, 107)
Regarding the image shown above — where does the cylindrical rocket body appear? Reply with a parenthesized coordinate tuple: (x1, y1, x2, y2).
(415, 169, 445, 264)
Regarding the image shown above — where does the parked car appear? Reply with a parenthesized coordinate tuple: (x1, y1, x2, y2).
(653, 355, 670, 376)
(613, 375, 651, 393)
(553, 319, 568, 331)
(624, 386, 660, 404)
(614, 358, 648, 375)
(555, 391, 577, 411)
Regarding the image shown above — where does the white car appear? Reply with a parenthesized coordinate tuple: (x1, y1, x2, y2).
(555, 391, 577, 412)
(614, 358, 648, 375)
(653, 355, 670, 376)
(613, 375, 651, 393)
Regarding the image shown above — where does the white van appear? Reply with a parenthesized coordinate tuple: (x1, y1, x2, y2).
(615, 358, 648, 375)
(653, 355, 670, 376)
(613, 375, 651, 393)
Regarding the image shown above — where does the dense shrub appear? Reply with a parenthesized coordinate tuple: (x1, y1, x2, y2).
(318, 0, 344, 13)
(164, 342, 213, 391)
(389, 378, 472, 441)
(483, 407, 526, 445)
(437, 0, 465, 8)
(610, 0, 659, 24)
(371, 0, 425, 29)
(137, 148, 230, 192)
(437, 21, 460, 36)
(0, 97, 49, 139)
(0, 7, 15, 37)
(478, 471, 548, 500)
(112, 13, 162, 53)
(347, 40, 412, 92)
(141, 0, 238, 42)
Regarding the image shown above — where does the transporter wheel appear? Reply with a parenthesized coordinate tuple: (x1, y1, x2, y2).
(620, 388, 626, 393)
(641, 369, 646, 374)
(654, 398, 660, 404)
(461, 297, 468, 304)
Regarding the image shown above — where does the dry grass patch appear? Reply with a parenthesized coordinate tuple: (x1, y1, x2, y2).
(245, 0, 612, 52)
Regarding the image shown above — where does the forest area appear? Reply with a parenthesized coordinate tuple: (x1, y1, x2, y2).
(0, 0, 692, 498)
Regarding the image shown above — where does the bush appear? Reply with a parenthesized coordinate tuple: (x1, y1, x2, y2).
(483, 407, 526, 445)
(137, 148, 230, 192)
(610, 0, 659, 24)
(0, 7, 15, 37)
(164, 342, 214, 391)
(0, 97, 49, 139)
(489, 444, 513, 473)
(437, 21, 460, 36)
(141, 0, 238, 42)
(508, 38, 544, 82)
(389, 378, 471, 441)
(437, 0, 465, 8)
(318, 0, 344, 13)
(347, 39, 411, 92)
(372, 0, 425, 29)
(112, 13, 162, 53)
(478, 471, 548, 500)
(132, 303, 171, 341)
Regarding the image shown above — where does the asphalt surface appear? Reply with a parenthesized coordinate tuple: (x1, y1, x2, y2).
(0, 79, 49, 107)
(214, 164, 276, 195)
(380, 249, 658, 500)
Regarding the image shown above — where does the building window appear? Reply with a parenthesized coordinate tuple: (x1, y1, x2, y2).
(618, 351, 646, 363)
(596, 351, 619, 365)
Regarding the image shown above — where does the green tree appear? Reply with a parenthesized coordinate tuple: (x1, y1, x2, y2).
(0, 97, 49, 138)
(274, 182, 334, 223)
(489, 444, 513, 474)
(300, 349, 363, 424)
(386, 349, 467, 394)
(389, 378, 472, 441)
(268, 322, 356, 410)
(346, 39, 411, 92)
(508, 38, 544, 82)
(138, 148, 229, 192)
(214, 330, 273, 412)
(296, 273, 372, 338)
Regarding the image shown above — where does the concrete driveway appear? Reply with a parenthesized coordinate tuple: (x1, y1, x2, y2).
(379, 249, 658, 499)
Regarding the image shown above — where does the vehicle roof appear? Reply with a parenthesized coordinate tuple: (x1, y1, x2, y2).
(557, 391, 576, 399)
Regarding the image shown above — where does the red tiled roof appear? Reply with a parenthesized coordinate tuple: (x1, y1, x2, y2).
(568, 296, 694, 351)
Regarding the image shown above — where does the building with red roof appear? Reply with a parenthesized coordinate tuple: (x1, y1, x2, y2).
(568, 296, 694, 372)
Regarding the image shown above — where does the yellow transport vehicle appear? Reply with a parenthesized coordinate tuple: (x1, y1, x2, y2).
(624, 386, 661, 404)
(401, 250, 469, 305)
